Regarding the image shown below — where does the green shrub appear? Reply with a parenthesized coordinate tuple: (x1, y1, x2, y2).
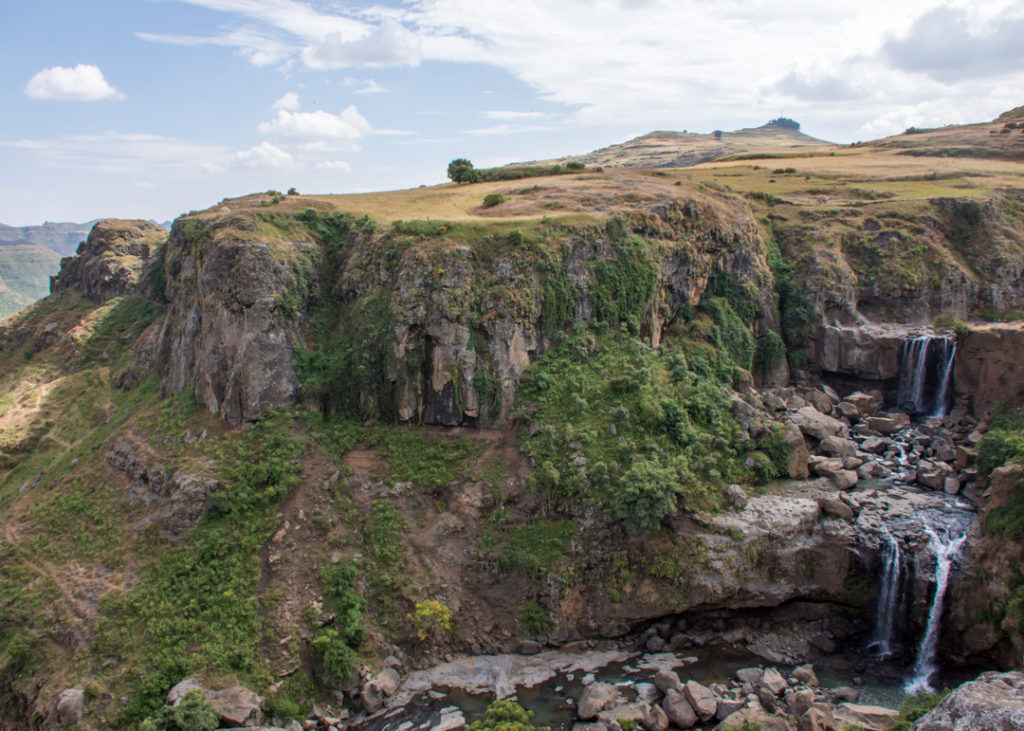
(468, 700, 548, 731)
(140, 688, 218, 731)
(518, 598, 552, 636)
(311, 628, 359, 686)
(890, 690, 950, 730)
(755, 330, 786, 371)
(482, 193, 507, 208)
(612, 459, 680, 533)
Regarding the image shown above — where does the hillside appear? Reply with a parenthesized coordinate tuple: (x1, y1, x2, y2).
(0, 245, 63, 317)
(2, 110, 1024, 729)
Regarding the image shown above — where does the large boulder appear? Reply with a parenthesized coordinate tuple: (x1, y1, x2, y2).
(206, 685, 263, 727)
(783, 424, 810, 479)
(682, 680, 717, 722)
(832, 703, 898, 731)
(578, 682, 618, 721)
(362, 668, 401, 714)
(912, 670, 1024, 730)
(55, 688, 84, 726)
(662, 688, 698, 729)
(790, 406, 844, 441)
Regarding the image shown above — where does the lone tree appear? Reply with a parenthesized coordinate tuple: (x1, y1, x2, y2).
(447, 158, 479, 184)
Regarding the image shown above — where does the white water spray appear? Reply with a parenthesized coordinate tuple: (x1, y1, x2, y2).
(868, 529, 904, 660)
(896, 335, 956, 416)
(930, 340, 956, 418)
(904, 525, 968, 694)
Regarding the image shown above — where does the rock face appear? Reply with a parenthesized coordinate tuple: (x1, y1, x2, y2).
(955, 323, 1024, 415)
(154, 214, 313, 426)
(51, 219, 166, 303)
(912, 671, 1024, 730)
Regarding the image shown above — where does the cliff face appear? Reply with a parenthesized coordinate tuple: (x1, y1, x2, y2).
(153, 213, 317, 426)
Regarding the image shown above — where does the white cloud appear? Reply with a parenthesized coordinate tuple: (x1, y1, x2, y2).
(353, 79, 391, 94)
(483, 110, 551, 121)
(274, 91, 301, 110)
(24, 64, 124, 101)
(135, 28, 293, 66)
(3, 132, 230, 174)
(316, 160, 352, 171)
(236, 141, 294, 168)
(300, 19, 423, 69)
(257, 105, 372, 141)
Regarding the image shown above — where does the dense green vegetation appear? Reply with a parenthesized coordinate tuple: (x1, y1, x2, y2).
(468, 699, 548, 731)
(890, 689, 950, 730)
(447, 158, 592, 185)
(517, 324, 753, 532)
(94, 408, 304, 722)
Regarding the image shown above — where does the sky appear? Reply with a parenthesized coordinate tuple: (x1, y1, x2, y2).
(1, 0, 1022, 226)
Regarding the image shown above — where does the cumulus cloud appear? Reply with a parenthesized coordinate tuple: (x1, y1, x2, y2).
(274, 91, 301, 110)
(257, 106, 372, 141)
(300, 19, 423, 69)
(236, 141, 294, 168)
(25, 64, 124, 101)
(882, 5, 1024, 82)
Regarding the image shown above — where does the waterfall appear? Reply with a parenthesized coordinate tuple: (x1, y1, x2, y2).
(896, 335, 956, 416)
(867, 529, 905, 660)
(904, 525, 968, 694)
(930, 340, 956, 418)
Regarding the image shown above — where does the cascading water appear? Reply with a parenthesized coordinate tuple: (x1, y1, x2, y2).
(930, 339, 956, 418)
(904, 524, 968, 694)
(868, 529, 905, 660)
(895, 335, 956, 416)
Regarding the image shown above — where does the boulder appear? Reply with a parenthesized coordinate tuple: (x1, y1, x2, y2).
(819, 496, 854, 521)
(956, 446, 978, 468)
(819, 435, 857, 458)
(833, 703, 898, 731)
(682, 680, 717, 722)
(653, 669, 682, 694)
(812, 457, 845, 478)
(860, 436, 889, 453)
(806, 390, 834, 415)
(642, 702, 669, 731)
(790, 406, 844, 441)
(167, 677, 204, 706)
(726, 484, 748, 510)
(662, 688, 697, 729)
(715, 694, 747, 720)
(56, 688, 85, 726)
(735, 667, 763, 685)
(760, 668, 787, 696)
(783, 424, 810, 479)
(578, 682, 618, 721)
(714, 706, 788, 731)
(362, 668, 401, 714)
(831, 687, 859, 702)
(866, 416, 898, 434)
(831, 470, 859, 490)
(785, 688, 815, 716)
(207, 685, 263, 728)
(912, 670, 1024, 730)
(844, 391, 879, 417)
(944, 476, 963, 495)
(433, 708, 467, 731)
(792, 664, 819, 687)
(837, 401, 860, 421)
(797, 705, 834, 731)
(917, 461, 953, 490)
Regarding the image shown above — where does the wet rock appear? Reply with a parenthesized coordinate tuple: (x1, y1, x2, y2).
(662, 688, 697, 729)
(917, 461, 953, 489)
(683, 680, 717, 722)
(578, 682, 618, 721)
(808, 633, 836, 654)
(912, 670, 1024, 730)
(860, 436, 889, 453)
(56, 688, 84, 725)
(944, 476, 963, 495)
(831, 686, 859, 703)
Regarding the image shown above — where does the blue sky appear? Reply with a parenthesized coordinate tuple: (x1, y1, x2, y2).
(1, 0, 1022, 226)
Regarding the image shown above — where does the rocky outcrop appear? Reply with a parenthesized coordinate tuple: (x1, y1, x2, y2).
(154, 214, 316, 426)
(912, 670, 1024, 730)
(955, 323, 1024, 415)
(51, 219, 165, 303)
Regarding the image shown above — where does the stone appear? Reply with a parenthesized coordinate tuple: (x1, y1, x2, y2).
(785, 688, 815, 716)
(682, 680, 717, 722)
(433, 709, 467, 731)
(735, 667, 763, 685)
(944, 476, 963, 495)
(812, 457, 846, 477)
(819, 384, 841, 403)
(866, 416, 898, 434)
(714, 694, 746, 720)
(756, 686, 777, 713)
(790, 406, 844, 441)
(933, 436, 957, 462)
(783, 424, 810, 479)
(167, 677, 204, 706)
(726, 484, 748, 510)
(517, 640, 543, 655)
(645, 635, 666, 652)
(715, 706, 788, 731)
(833, 703, 899, 731)
(642, 701, 670, 731)
(819, 435, 857, 458)
(791, 664, 819, 687)
(831, 470, 858, 490)
(760, 668, 787, 696)
(797, 705, 834, 731)
(860, 436, 889, 453)
(956, 446, 978, 468)
(661, 688, 697, 729)
(653, 669, 682, 694)
(831, 687, 859, 702)
(844, 391, 878, 417)
(808, 632, 836, 654)
(918, 461, 953, 489)
(578, 682, 618, 721)
(806, 389, 834, 415)
(837, 401, 860, 421)
(207, 685, 263, 728)
(819, 496, 854, 521)
(912, 670, 1024, 730)
(362, 668, 401, 713)
(634, 683, 659, 704)
(56, 688, 84, 725)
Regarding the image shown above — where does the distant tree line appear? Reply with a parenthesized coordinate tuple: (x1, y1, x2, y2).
(447, 158, 591, 184)
(767, 117, 800, 130)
